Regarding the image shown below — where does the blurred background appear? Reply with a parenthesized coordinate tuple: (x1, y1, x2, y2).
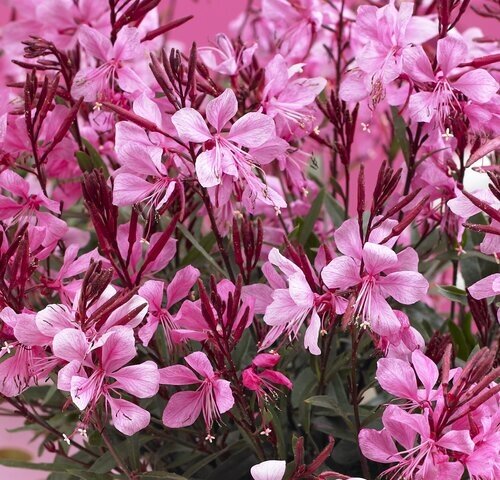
(0, 0, 496, 478)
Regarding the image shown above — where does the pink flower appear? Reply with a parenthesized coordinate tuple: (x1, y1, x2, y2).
(250, 460, 286, 480)
(72, 25, 147, 101)
(262, 54, 326, 138)
(113, 94, 179, 211)
(138, 266, 200, 347)
(172, 279, 254, 344)
(469, 273, 500, 322)
(199, 33, 257, 75)
(0, 170, 68, 258)
(35, 0, 108, 50)
(41, 244, 105, 302)
(64, 327, 159, 436)
(360, 349, 500, 479)
(447, 189, 500, 255)
(404, 36, 499, 128)
(160, 351, 234, 439)
(171, 88, 286, 212)
(260, 248, 346, 355)
(0, 308, 55, 397)
(378, 310, 425, 361)
(115, 222, 177, 283)
(37, 283, 149, 351)
(376, 349, 439, 405)
(242, 353, 292, 400)
(340, 1, 436, 106)
(321, 219, 428, 337)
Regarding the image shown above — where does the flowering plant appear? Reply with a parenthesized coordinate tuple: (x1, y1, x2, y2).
(0, 1, 498, 479)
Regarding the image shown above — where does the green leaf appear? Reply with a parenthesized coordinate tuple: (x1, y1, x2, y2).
(0, 459, 75, 472)
(138, 473, 188, 479)
(205, 447, 255, 480)
(298, 189, 324, 244)
(324, 192, 345, 228)
(305, 395, 350, 420)
(391, 106, 410, 163)
(183, 440, 246, 478)
(176, 223, 226, 276)
(448, 320, 471, 361)
(0, 448, 32, 461)
(68, 471, 115, 480)
(180, 232, 216, 268)
(436, 285, 468, 305)
(77, 139, 109, 176)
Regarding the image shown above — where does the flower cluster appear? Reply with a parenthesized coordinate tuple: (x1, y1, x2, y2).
(0, 0, 498, 479)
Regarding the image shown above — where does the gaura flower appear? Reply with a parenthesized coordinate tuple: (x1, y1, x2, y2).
(160, 351, 234, 439)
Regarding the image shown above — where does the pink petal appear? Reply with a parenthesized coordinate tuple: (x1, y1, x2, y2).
(408, 91, 436, 123)
(53, 328, 88, 363)
(36, 305, 75, 338)
(382, 405, 417, 450)
(113, 361, 159, 397)
(303, 309, 321, 355)
(402, 45, 435, 83)
(339, 70, 369, 103)
(250, 460, 286, 480)
(468, 273, 500, 300)
(70, 374, 98, 410)
(117, 142, 164, 176)
(411, 350, 438, 398)
(174, 301, 207, 332)
(206, 88, 238, 131)
(138, 280, 164, 312)
(101, 295, 148, 332)
(184, 351, 214, 378)
(333, 218, 363, 258)
(358, 428, 402, 463)
(405, 17, 437, 44)
(322, 256, 361, 290)
(162, 390, 203, 428)
(437, 36, 468, 76)
(213, 378, 234, 414)
(159, 364, 200, 385)
(133, 93, 162, 127)
(260, 370, 292, 390)
(57, 360, 82, 392)
(288, 272, 314, 307)
(368, 293, 402, 337)
(78, 25, 111, 60)
(101, 327, 137, 373)
(447, 191, 480, 218)
(437, 430, 474, 455)
(107, 396, 150, 436)
(263, 55, 289, 98)
(376, 357, 418, 401)
(268, 248, 300, 276)
(252, 353, 280, 368)
(195, 148, 221, 187)
(362, 242, 398, 275)
(242, 284, 274, 315)
(138, 316, 160, 346)
(112, 26, 142, 61)
(227, 112, 275, 148)
(0, 170, 29, 198)
(392, 247, 419, 272)
(171, 108, 212, 143)
(166, 266, 200, 308)
(13, 315, 51, 347)
(453, 69, 499, 104)
(146, 235, 177, 275)
(379, 271, 428, 304)
(113, 173, 154, 206)
(264, 289, 308, 326)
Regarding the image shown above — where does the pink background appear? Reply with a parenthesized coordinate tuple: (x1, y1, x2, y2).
(0, 0, 496, 478)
